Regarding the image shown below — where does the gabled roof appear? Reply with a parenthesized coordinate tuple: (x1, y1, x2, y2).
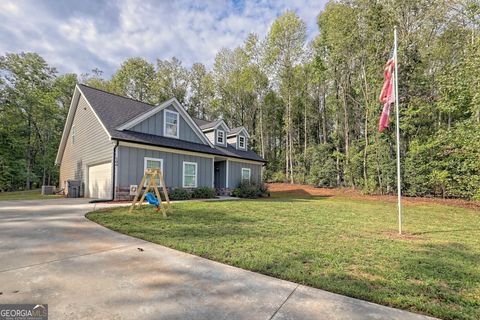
(198, 119, 230, 132)
(115, 97, 213, 147)
(56, 84, 266, 164)
(227, 126, 250, 138)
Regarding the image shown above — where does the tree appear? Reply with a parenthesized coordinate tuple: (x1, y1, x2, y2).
(154, 57, 189, 105)
(188, 63, 215, 118)
(0, 52, 57, 189)
(110, 57, 155, 103)
(265, 10, 306, 183)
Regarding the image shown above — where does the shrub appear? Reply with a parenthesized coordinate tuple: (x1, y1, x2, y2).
(191, 187, 216, 199)
(168, 188, 191, 200)
(269, 171, 286, 183)
(232, 181, 269, 199)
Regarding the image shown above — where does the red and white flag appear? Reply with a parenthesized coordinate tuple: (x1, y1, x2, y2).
(378, 57, 395, 132)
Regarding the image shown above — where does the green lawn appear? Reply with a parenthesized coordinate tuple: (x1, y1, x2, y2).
(0, 189, 62, 201)
(87, 192, 480, 320)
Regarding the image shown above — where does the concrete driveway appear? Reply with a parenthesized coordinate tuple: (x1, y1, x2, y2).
(0, 199, 436, 320)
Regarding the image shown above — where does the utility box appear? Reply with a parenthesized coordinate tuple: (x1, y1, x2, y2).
(66, 180, 81, 198)
(41, 185, 55, 195)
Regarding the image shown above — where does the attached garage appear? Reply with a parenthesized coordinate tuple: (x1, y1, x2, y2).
(88, 162, 112, 199)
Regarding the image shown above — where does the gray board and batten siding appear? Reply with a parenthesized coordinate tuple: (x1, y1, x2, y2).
(117, 145, 213, 189)
(228, 161, 261, 188)
(59, 94, 113, 193)
(130, 105, 204, 144)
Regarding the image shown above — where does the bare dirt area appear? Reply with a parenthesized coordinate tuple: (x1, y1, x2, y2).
(268, 183, 480, 210)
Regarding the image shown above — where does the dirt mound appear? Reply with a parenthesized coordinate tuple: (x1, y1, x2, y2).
(268, 183, 480, 210)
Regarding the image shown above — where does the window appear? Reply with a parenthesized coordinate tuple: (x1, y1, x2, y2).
(217, 130, 225, 144)
(238, 136, 246, 149)
(144, 157, 163, 186)
(164, 110, 179, 138)
(183, 162, 197, 188)
(71, 125, 76, 145)
(241, 168, 251, 182)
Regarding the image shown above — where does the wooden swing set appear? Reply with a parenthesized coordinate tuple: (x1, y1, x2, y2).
(129, 168, 171, 217)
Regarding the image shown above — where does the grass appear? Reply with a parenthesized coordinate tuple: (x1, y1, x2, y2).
(0, 189, 62, 201)
(87, 191, 480, 320)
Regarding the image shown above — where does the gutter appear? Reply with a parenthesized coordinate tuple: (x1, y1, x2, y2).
(113, 137, 268, 164)
(88, 140, 119, 203)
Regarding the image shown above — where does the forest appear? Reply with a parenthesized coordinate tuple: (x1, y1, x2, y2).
(1, 0, 479, 199)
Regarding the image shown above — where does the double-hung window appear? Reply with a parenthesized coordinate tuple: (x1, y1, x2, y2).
(241, 168, 251, 182)
(183, 162, 197, 188)
(164, 110, 179, 138)
(238, 136, 246, 149)
(217, 130, 225, 144)
(144, 157, 163, 186)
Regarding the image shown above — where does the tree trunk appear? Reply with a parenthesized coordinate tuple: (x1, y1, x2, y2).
(322, 89, 327, 144)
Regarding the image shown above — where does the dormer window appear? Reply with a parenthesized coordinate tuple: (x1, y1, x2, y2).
(164, 110, 179, 138)
(217, 130, 225, 144)
(238, 136, 246, 149)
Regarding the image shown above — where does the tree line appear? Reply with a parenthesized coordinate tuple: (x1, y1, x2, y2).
(1, 0, 479, 199)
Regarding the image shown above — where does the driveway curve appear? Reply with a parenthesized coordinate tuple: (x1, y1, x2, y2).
(0, 199, 435, 319)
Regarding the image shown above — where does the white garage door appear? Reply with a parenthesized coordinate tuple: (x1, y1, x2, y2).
(88, 162, 112, 199)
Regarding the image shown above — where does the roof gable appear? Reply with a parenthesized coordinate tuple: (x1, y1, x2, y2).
(55, 85, 113, 164)
(200, 119, 230, 132)
(227, 126, 250, 138)
(116, 98, 213, 147)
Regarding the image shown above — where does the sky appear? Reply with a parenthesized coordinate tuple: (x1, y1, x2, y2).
(0, 0, 326, 76)
(0, 0, 328, 77)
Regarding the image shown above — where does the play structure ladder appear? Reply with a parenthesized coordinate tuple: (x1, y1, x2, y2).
(129, 168, 171, 217)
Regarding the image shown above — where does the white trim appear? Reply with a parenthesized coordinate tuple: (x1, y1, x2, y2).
(202, 120, 231, 133)
(238, 135, 246, 150)
(226, 157, 265, 165)
(116, 97, 214, 147)
(119, 141, 215, 159)
(55, 88, 80, 164)
(182, 161, 198, 188)
(216, 129, 225, 145)
(226, 159, 229, 188)
(163, 109, 180, 139)
(77, 86, 112, 139)
(241, 168, 251, 182)
(144, 157, 164, 186)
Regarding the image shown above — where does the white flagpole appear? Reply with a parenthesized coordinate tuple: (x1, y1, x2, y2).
(394, 26, 402, 235)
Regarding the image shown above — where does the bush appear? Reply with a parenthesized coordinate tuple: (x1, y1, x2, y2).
(405, 121, 480, 199)
(269, 171, 286, 183)
(232, 181, 269, 199)
(191, 187, 216, 199)
(168, 188, 191, 200)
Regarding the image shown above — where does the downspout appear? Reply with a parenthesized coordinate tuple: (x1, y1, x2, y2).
(89, 140, 119, 203)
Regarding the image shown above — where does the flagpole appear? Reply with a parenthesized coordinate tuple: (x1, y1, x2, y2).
(394, 26, 402, 235)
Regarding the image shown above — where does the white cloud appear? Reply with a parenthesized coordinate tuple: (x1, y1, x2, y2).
(0, 0, 327, 76)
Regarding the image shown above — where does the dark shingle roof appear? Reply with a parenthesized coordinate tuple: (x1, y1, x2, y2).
(78, 84, 266, 163)
(192, 117, 211, 128)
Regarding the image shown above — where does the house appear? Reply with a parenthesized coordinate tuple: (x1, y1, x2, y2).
(55, 84, 266, 199)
